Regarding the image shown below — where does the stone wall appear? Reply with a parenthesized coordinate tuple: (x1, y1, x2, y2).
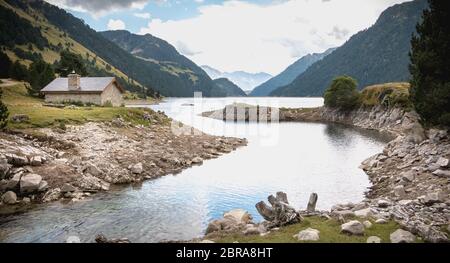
(101, 83, 123, 107)
(45, 93, 102, 105)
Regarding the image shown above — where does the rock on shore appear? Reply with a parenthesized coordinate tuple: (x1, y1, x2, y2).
(0, 117, 246, 207)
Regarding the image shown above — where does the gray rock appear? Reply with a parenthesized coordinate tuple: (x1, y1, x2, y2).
(1, 191, 17, 205)
(22, 197, 31, 203)
(432, 169, 450, 178)
(224, 209, 252, 224)
(42, 188, 61, 202)
(192, 157, 203, 164)
(6, 173, 22, 190)
(76, 175, 110, 191)
(306, 193, 318, 212)
(243, 225, 260, 236)
(405, 122, 426, 144)
(200, 240, 215, 243)
(0, 155, 10, 179)
(30, 156, 43, 166)
(61, 183, 77, 193)
(375, 218, 388, 224)
(367, 236, 381, 243)
(398, 200, 413, 206)
(394, 185, 406, 198)
(332, 210, 355, 218)
(6, 154, 28, 166)
(377, 199, 391, 208)
(390, 229, 416, 243)
(401, 170, 416, 182)
(295, 228, 320, 241)
(130, 163, 143, 174)
(38, 180, 48, 192)
(423, 192, 444, 205)
(363, 221, 373, 229)
(436, 157, 449, 168)
(19, 173, 42, 194)
(82, 163, 102, 176)
(341, 220, 365, 235)
(354, 208, 373, 218)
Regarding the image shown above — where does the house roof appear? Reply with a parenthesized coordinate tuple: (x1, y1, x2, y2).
(41, 77, 125, 94)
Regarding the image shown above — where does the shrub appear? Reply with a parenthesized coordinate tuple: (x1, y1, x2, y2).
(0, 89, 9, 129)
(103, 100, 113, 107)
(324, 76, 360, 111)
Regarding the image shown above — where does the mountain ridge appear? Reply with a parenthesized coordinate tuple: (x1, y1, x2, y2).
(271, 0, 428, 97)
(250, 48, 336, 96)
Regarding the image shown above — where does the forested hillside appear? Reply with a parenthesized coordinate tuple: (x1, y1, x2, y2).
(271, 0, 428, 97)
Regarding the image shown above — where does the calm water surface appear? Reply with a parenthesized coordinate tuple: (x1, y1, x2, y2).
(0, 97, 391, 243)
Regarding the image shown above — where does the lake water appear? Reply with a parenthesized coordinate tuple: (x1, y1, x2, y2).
(0, 97, 391, 243)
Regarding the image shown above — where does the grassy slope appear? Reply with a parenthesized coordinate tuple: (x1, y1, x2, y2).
(214, 216, 420, 243)
(1, 81, 159, 129)
(360, 82, 411, 107)
(0, 1, 143, 89)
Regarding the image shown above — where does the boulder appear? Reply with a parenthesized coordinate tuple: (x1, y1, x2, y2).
(405, 122, 426, 144)
(19, 173, 42, 194)
(401, 170, 416, 182)
(354, 208, 373, 218)
(367, 236, 381, 243)
(0, 155, 10, 179)
(191, 157, 203, 164)
(295, 228, 320, 241)
(22, 197, 31, 203)
(205, 220, 222, 235)
(6, 154, 28, 166)
(341, 220, 365, 235)
(375, 218, 388, 224)
(393, 185, 406, 198)
(423, 192, 444, 205)
(224, 209, 252, 224)
(432, 169, 450, 178)
(436, 157, 449, 168)
(1, 191, 17, 205)
(363, 221, 373, 229)
(377, 199, 391, 208)
(332, 210, 355, 218)
(82, 163, 102, 176)
(30, 156, 43, 166)
(306, 193, 318, 212)
(390, 229, 416, 243)
(76, 175, 110, 191)
(130, 163, 143, 174)
(243, 225, 260, 236)
(61, 183, 77, 193)
(6, 173, 22, 190)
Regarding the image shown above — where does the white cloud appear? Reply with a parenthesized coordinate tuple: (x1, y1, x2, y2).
(139, 0, 410, 75)
(46, 0, 147, 17)
(134, 12, 151, 19)
(107, 19, 126, 30)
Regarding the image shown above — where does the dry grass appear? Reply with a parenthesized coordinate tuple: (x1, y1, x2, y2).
(360, 82, 411, 108)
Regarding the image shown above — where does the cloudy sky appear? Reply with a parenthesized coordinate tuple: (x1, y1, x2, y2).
(46, 0, 411, 75)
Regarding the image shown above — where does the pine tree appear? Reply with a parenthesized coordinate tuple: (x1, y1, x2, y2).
(27, 59, 55, 97)
(0, 51, 12, 78)
(55, 50, 87, 77)
(410, 0, 450, 126)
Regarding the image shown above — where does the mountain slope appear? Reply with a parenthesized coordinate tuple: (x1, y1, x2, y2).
(201, 65, 272, 92)
(250, 48, 336, 97)
(271, 0, 428, 97)
(100, 30, 217, 97)
(3, 0, 214, 97)
(211, 78, 247, 97)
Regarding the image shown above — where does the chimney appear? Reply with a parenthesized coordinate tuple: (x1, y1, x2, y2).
(68, 71, 80, 90)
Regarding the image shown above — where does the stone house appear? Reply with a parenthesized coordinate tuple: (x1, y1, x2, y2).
(41, 73, 125, 106)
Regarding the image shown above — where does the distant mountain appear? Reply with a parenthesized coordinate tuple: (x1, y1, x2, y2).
(101, 30, 217, 97)
(201, 65, 272, 92)
(211, 78, 247, 97)
(271, 0, 428, 97)
(250, 48, 336, 97)
(1, 0, 215, 97)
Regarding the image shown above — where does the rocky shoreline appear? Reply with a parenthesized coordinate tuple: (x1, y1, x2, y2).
(0, 112, 247, 211)
(201, 104, 449, 243)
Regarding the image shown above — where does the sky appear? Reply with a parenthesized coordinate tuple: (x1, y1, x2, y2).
(45, 0, 411, 75)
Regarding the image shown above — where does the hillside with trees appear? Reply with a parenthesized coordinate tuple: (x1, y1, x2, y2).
(271, 0, 429, 97)
(211, 78, 247, 97)
(250, 48, 335, 96)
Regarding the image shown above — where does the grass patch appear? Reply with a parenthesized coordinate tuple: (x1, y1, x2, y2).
(1, 82, 166, 129)
(360, 82, 411, 109)
(214, 217, 416, 243)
